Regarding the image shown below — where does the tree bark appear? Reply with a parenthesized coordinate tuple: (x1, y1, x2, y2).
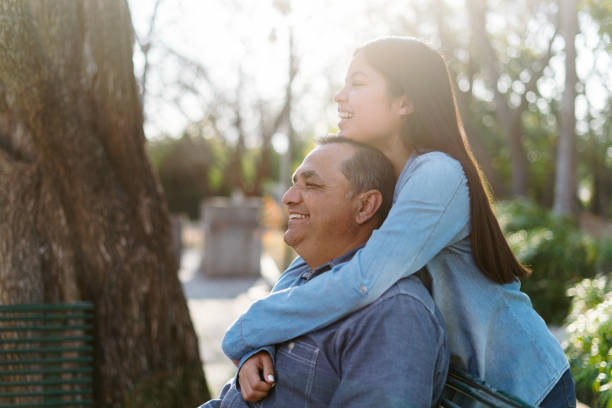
(553, 0, 579, 216)
(0, 1, 209, 406)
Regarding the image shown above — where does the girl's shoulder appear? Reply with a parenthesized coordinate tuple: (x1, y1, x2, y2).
(411, 150, 464, 173)
(401, 150, 466, 186)
(394, 150, 469, 204)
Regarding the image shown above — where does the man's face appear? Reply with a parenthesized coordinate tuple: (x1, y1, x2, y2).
(282, 143, 360, 268)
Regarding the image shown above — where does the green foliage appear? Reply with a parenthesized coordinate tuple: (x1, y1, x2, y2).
(585, 0, 612, 48)
(147, 134, 215, 219)
(565, 276, 612, 408)
(146, 131, 286, 218)
(495, 199, 600, 324)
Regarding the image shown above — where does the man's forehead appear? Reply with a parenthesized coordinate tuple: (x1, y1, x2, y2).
(293, 143, 354, 180)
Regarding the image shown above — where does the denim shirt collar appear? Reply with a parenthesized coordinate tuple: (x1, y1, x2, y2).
(300, 244, 365, 282)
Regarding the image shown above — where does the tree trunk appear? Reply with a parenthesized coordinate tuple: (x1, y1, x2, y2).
(466, 0, 531, 197)
(0, 1, 209, 406)
(553, 0, 579, 216)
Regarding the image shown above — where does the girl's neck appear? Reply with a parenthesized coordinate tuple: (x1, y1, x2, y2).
(375, 137, 412, 179)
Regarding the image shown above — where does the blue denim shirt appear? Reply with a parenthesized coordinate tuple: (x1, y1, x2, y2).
(222, 151, 569, 405)
(203, 247, 449, 408)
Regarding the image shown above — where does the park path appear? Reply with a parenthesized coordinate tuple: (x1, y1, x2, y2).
(179, 247, 281, 397)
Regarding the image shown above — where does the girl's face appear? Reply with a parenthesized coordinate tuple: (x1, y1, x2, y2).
(334, 52, 409, 148)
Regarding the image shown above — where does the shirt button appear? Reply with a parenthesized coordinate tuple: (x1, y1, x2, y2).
(360, 285, 367, 294)
(288, 342, 295, 351)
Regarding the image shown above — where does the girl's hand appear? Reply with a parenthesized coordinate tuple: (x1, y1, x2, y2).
(238, 351, 275, 402)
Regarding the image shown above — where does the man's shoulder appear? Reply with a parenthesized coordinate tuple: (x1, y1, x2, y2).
(374, 275, 438, 315)
(338, 275, 440, 326)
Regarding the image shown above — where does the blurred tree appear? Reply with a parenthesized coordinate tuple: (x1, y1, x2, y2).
(554, 0, 579, 216)
(582, 100, 612, 217)
(134, 0, 163, 110)
(149, 48, 291, 197)
(154, 133, 213, 219)
(432, 0, 507, 197)
(578, 8, 611, 217)
(132, 0, 302, 199)
(0, 1, 209, 406)
(466, 0, 558, 197)
(585, 0, 612, 44)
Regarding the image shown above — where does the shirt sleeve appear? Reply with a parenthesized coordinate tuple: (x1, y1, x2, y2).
(222, 153, 469, 361)
(269, 256, 307, 292)
(329, 290, 449, 407)
(233, 257, 307, 380)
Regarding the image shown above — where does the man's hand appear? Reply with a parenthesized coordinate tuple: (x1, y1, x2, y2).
(238, 351, 275, 402)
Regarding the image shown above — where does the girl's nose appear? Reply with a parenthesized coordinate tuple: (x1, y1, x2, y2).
(334, 86, 347, 103)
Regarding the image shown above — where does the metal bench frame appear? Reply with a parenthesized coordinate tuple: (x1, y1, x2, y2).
(0, 303, 94, 407)
(440, 368, 535, 408)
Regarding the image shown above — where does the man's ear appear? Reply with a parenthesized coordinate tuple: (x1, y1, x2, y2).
(355, 190, 383, 225)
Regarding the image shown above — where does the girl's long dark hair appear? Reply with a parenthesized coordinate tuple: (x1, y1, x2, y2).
(359, 37, 530, 284)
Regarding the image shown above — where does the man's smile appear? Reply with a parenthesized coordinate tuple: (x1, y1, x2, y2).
(288, 211, 309, 221)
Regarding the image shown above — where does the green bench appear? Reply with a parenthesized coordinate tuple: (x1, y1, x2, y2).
(440, 368, 535, 408)
(0, 303, 94, 407)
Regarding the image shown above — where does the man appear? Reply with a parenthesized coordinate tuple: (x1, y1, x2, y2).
(201, 136, 449, 407)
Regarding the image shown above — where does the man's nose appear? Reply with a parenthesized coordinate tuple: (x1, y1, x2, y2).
(282, 184, 300, 206)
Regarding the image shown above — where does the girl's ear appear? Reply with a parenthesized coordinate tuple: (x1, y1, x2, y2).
(398, 97, 414, 116)
(355, 190, 383, 225)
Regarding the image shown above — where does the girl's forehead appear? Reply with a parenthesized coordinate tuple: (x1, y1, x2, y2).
(347, 52, 369, 71)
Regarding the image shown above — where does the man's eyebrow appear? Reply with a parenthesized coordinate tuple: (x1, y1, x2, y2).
(292, 169, 321, 183)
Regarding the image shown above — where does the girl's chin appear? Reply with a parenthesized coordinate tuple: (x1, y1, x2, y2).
(336, 128, 354, 139)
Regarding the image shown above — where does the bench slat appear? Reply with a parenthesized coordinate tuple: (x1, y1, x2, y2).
(0, 303, 93, 313)
(0, 367, 92, 376)
(0, 401, 93, 408)
(0, 346, 93, 354)
(0, 389, 93, 398)
(0, 378, 92, 387)
(0, 302, 95, 407)
(0, 336, 93, 344)
(0, 324, 92, 332)
(0, 357, 92, 366)
(0, 314, 92, 322)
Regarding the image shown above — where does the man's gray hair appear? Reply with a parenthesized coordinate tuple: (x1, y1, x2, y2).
(317, 135, 395, 226)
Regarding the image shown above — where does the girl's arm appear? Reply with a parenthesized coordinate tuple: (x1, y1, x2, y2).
(232, 256, 307, 378)
(269, 256, 307, 292)
(222, 152, 470, 361)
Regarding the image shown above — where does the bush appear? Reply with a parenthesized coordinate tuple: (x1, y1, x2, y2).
(155, 135, 214, 219)
(495, 199, 599, 324)
(565, 276, 612, 408)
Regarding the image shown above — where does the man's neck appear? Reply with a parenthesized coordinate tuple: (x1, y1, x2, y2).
(303, 240, 367, 271)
